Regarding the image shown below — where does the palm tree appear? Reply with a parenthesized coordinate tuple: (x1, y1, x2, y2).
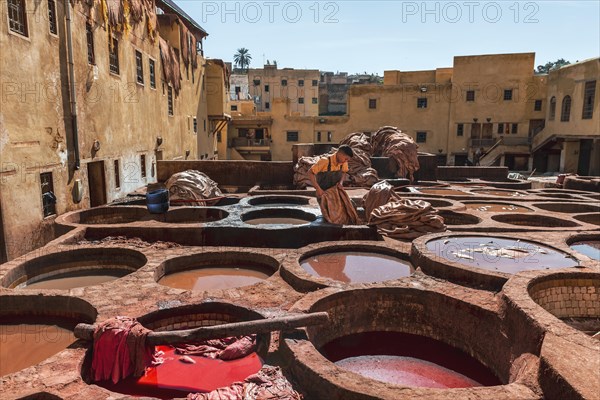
(234, 48, 252, 72)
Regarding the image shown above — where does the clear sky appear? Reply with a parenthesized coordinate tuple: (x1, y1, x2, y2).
(177, 0, 600, 74)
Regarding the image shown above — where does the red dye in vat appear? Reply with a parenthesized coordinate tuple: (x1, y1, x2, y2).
(96, 346, 263, 399)
(320, 331, 500, 388)
(336, 355, 481, 388)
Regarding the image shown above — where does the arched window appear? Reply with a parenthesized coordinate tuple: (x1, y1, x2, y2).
(560, 95, 571, 122)
(549, 96, 556, 120)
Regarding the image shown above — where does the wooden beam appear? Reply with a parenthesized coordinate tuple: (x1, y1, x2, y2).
(74, 312, 329, 345)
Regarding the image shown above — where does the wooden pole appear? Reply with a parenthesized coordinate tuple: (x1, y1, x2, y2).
(74, 312, 329, 345)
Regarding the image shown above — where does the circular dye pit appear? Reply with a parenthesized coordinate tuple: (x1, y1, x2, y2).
(536, 193, 581, 200)
(425, 236, 579, 274)
(409, 198, 454, 208)
(282, 287, 520, 399)
(63, 206, 151, 224)
(93, 303, 268, 399)
(538, 189, 590, 195)
(529, 274, 600, 339)
(574, 213, 600, 227)
(320, 331, 499, 388)
(247, 195, 310, 207)
(464, 203, 532, 213)
(22, 270, 132, 290)
(63, 207, 229, 225)
(471, 189, 526, 197)
(156, 252, 277, 291)
(437, 210, 480, 225)
(158, 267, 271, 291)
(215, 197, 241, 206)
(164, 207, 228, 223)
(415, 188, 471, 196)
(2, 248, 147, 290)
(300, 251, 413, 283)
(491, 214, 580, 228)
(241, 208, 316, 226)
(246, 218, 309, 225)
(1, 295, 96, 377)
(0, 322, 76, 376)
(533, 203, 600, 214)
(96, 346, 263, 399)
(570, 241, 600, 261)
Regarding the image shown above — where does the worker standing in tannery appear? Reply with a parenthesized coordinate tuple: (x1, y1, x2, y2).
(306, 145, 360, 225)
(308, 145, 354, 201)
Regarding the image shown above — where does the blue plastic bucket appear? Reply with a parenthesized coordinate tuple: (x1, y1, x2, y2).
(146, 189, 169, 214)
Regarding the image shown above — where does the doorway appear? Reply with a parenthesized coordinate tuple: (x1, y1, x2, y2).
(482, 123, 493, 138)
(0, 200, 7, 263)
(88, 161, 107, 207)
(578, 139, 592, 175)
(470, 123, 481, 139)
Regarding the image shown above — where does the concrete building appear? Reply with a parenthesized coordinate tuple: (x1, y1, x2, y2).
(449, 53, 545, 169)
(531, 58, 599, 175)
(227, 100, 273, 161)
(225, 65, 319, 160)
(319, 72, 349, 115)
(318, 72, 384, 116)
(230, 72, 251, 101)
(248, 65, 320, 116)
(0, 0, 228, 261)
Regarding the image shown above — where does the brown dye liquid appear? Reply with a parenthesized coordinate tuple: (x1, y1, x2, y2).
(320, 331, 500, 388)
(465, 203, 532, 213)
(426, 236, 579, 274)
(0, 324, 75, 376)
(473, 190, 525, 197)
(158, 267, 271, 290)
(245, 218, 310, 225)
(23, 269, 129, 290)
(300, 252, 413, 283)
(570, 241, 600, 261)
(417, 188, 471, 196)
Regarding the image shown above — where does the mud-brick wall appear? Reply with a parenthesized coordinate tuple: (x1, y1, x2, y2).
(530, 278, 600, 318)
(157, 160, 294, 186)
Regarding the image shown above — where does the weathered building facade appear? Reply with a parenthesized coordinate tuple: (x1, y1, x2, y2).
(205, 59, 231, 160)
(0, 0, 228, 261)
(229, 72, 250, 101)
(532, 58, 600, 175)
(228, 53, 598, 166)
(248, 65, 320, 116)
(319, 72, 349, 115)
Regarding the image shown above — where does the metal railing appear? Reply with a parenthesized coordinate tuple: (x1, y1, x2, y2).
(470, 137, 531, 148)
